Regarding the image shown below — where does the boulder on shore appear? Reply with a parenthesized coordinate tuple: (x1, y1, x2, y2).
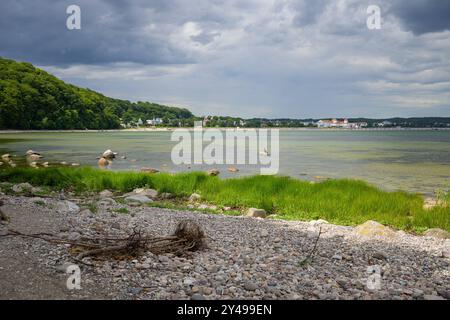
(125, 195, 153, 205)
(99, 190, 114, 198)
(354, 220, 397, 238)
(133, 188, 158, 199)
(424, 228, 450, 239)
(246, 208, 267, 218)
(102, 149, 117, 160)
(188, 193, 201, 202)
(12, 183, 33, 193)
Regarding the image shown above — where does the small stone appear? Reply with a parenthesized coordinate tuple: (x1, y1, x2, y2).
(246, 208, 267, 218)
(191, 293, 206, 300)
(160, 193, 174, 199)
(12, 183, 33, 193)
(188, 193, 201, 202)
(159, 255, 170, 263)
(336, 279, 349, 289)
(207, 169, 220, 176)
(183, 278, 195, 286)
(133, 188, 158, 199)
(437, 289, 450, 299)
(202, 287, 213, 295)
(332, 254, 343, 260)
(127, 287, 142, 295)
(125, 195, 153, 205)
(260, 229, 269, 237)
(63, 201, 80, 213)
(140, 167, 159, 174)
(424, 228, 450, 239)
(56, 262, 73, 273)
(412, 289, 424, 298)
(372, 251, 388, 260)
(191, 286, 200, 293)
(423, 294, 445, 300)
(67, 232, 81, 241)
(98, 198, 117, 206)
(243, 257, 252, 264)
(243, 282, 258, 291)
(111, 222, 121, 229)
(309, 219, 329, 226)
(99, 190, 114, 198)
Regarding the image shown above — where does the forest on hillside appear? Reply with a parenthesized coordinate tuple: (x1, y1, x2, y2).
(0, 57, 194, 130)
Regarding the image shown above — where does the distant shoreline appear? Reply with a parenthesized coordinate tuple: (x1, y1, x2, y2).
(1, 127, 450, 133)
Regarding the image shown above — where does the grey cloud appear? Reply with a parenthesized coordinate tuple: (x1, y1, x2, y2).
(390, 0, 450, 35)
(0, 0, 192, 65)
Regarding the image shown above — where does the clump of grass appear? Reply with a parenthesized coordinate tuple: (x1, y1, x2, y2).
(114, 207, 129, 214)
(0, 166, 449, 232)
(34, 200, 46, 206)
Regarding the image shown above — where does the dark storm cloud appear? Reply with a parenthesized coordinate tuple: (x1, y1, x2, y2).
(0, 0, 191, 65)
(1, 0, 449, 117)
(390, 0, 450, 35)
(292, 0, 329, 27)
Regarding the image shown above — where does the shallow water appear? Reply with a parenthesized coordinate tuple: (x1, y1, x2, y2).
(1, 130, 449, 195)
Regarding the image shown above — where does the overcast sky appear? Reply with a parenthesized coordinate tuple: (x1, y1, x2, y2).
(1, 0, 450, 118)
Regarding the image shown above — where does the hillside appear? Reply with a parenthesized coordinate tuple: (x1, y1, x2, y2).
(0, 57, 194, 130)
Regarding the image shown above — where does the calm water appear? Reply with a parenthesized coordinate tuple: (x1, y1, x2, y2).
(1, 130, 449, 195)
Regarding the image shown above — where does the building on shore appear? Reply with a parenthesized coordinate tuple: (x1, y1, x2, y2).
(317, 119, 367, 129)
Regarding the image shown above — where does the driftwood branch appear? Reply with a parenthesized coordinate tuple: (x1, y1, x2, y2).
(1, 219, 206, 262)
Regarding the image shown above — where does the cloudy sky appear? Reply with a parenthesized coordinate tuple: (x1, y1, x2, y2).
(1, 0, 450, 118)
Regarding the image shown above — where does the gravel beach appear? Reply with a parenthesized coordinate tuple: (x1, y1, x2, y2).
(0, 194, 449, 300)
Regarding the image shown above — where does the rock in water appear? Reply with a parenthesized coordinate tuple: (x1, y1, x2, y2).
(207, 169, 220, 176)
(246, 208, 267, 218)
(98, 157, 110, 167)
(424, 228, 450, 239)
(102, 149, 117, 160)
(354, 220, 397, 238)
(64, 201, 80, 214)
(140, 167, 159, 174)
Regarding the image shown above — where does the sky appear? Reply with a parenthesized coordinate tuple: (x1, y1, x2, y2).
(1, 0, 450, 118)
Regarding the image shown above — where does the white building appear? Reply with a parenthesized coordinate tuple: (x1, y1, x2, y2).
(146, 118, 164, 126)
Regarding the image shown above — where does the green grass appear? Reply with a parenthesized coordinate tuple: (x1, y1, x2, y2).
(114, 207, 130, 214)
(0, 166, 448, 232)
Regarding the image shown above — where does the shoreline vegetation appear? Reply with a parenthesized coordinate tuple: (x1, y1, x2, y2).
(0, 166, 448, 233)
